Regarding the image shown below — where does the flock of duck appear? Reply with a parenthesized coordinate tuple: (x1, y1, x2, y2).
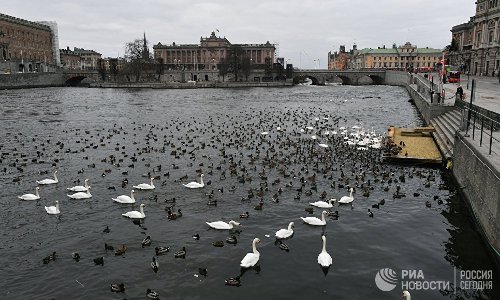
(7, 102, 442, 298)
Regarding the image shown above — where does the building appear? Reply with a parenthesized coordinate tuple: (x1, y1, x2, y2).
(351, 43, 441, 70)
(328, 45, 356, 70)
(73, 47, 102, 70)
(153, 31, 275, 71)
(448, 0, 500, 76)
(37, 21, 61, 67)
(60, 47, 81, 69)
(0, 13, 55, 73)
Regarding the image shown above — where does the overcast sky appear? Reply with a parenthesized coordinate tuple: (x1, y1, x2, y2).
(3, 0, 476, 69)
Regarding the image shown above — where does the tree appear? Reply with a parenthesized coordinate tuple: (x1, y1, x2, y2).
(124, 36, 152, 82)
(218, 58, 230, 82)
(97, 59, 107, 81)
(229, 45, 244, 81)
(446, 38, 459, 52)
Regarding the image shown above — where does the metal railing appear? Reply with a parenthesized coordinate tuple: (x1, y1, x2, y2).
(459, 105, 500, 156)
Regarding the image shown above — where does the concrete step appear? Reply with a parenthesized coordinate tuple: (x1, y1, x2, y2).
(441, 110, 461, 128)
(430, 120, 453, 158)
(432, 117, 456, 146)
(447, 109, 462, 122)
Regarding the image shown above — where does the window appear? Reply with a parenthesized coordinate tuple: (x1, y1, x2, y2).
(489, 31, 494, 43)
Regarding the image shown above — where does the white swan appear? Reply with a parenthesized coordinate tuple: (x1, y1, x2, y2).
(402, 290, 411, 300)
(45, 200, 60, 215)
(133, 178, 155, 190)
(260, 131, 269, 135)
(338, 188, 354, 204)
(240, 238, 261, 268)
(67, 189, 92, 199)
(36, 171, 58, 185)
(18, 187, 40, 201)
(309, 199, 336, 208)
(67, 179, 90, 192)
(122, 203, 146, 219)
(206, 220, 240, 230)
(275, 222, 294, 239)
(318, 143, 329, 148)
(112, 190, 136, 204)
(301, 210, 328, 226)
(183, 174, 204, 189)
(317, 235, 332, 267)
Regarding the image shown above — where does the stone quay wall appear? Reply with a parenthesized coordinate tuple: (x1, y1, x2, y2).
(0, 72, 64, 89)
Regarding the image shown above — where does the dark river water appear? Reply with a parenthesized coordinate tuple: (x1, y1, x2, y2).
(0, 85, 498, 300)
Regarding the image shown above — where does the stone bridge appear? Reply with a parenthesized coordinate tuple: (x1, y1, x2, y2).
(293, 69, 386, 85)
(63, 69, 100, 86)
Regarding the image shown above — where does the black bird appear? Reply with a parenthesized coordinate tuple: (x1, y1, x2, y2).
(155, 246, 170, 256)
(151, 257, 159, 273)
(239, 212, 249, 218)
(368, 209, 374, 217)
(226, 235, 238, 245)
(71, 252, 80, 262)
(103, 225, 110, 233)
(192, 233, 200, 240)
(94, 256, 104, 266)
(42, 251, 56, 264)
(198, 268, 208, 277)
(372, 203, 380, 209)
(175, 247, 186, 258)
(105, 243, 114, 251)
(425, 201, 432, 208)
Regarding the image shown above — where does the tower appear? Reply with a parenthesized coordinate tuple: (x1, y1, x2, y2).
(142, 32, 150, 60)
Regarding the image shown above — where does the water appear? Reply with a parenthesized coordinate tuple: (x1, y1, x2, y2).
(0, 85, 497, 299)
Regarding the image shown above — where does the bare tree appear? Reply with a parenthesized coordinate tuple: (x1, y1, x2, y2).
(124, 37, 152, 82)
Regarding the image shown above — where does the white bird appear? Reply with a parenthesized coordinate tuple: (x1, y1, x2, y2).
(275, 222, 294, 239)
(36, 171, 58, 185)
(44, 200, 60, 215)
(122, 203, 146, 219)
(18, 187, 40, 201)
(240, 238, 261, 268)
(317, 235, 332, 267)
(206, 220, 240, 230)
(183, 174, 204, 189)
(402, 290, 411, 300)
(67, 179, 90, 192)
(301, 210, 328, 226)
(306, 126, 314, 130)
(133, 178, 155, 190)
(338, 188, 354, 204)
(311, 135, 318, 140)
(112, 190, 136, 204)
(318, 143, 329, 148)
(67, 189, 92, 199)
(309, 199, 336, 208)
(260, 131, 269, 135)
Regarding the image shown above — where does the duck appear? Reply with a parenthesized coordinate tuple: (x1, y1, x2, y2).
(93, 256, 104, 266)
(146, 288, 160, 299)
(198, 268, 208, 277)
(338, 187, 354, 204)
(105, 243, 114, 251)
(212, 240, 225, 247)
(183, 174, 205, 189)
(225, 276, 241, 286)
(142, 235, 152, 248)
(42, 251, 56, 264)
(36, 171, 58, 185)
(67, 189, 92, 199)
(133, 177, 155, 190)
(240, 238, 261, 268)
(44, 200, 60, 215)
(206, 220, 240, 230)
(226, 235, 238, 245)
(151, 257, 159, 273)
(275, 222, 294, 239)
(155, 246, 170, 256)
(368, 209, 374, 217)
(122, 203, 146, 219)
(112, 190, 136, 204)
(318, 235, 332, 267)
(71, 252, 80, 262)
(174, 247, 186, 258)
(309, 199, 336, 208)
(301, 210, 328, 226)
(67, 179, 90, 192)
(114, 244, 127, 256)
(278, 240, 290, 252)
(239, 211, 249, 218)
(103, 225, 111, 233)
(18, 187, 41, 201)
(192, 233, 200, 240)
(402, 290, 411, 299)
(110, 283, 125, 293)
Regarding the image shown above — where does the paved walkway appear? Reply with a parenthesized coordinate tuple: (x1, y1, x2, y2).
(442, 75, 500, 114)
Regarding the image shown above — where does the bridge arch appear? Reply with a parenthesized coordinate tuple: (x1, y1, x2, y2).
(292, 75, 320, 85)
(65, 76, 87, 86)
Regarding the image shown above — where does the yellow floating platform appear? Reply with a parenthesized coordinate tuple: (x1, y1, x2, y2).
(383, 126, 442, 165)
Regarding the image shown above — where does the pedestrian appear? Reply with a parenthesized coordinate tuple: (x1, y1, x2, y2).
(456, 85, 464, 100)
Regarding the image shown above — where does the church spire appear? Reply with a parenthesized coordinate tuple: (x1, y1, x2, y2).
(142, 32, 150, 60)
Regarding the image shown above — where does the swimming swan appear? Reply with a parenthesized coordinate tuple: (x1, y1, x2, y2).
(133, 178, 155, 190)
(36, 171, 58, 185)
(301, 210, 328, 226)
(275, 222, 294, 239)
(18, 187, 40, 201)
(112, 190, 136, 204)
(240, 238, 261, 268)
(206, 220, 240, 230)
(122, 203, 146, 219)
(183, 174, 204, 189)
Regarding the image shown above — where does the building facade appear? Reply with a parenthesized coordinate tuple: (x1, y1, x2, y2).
(448, 0, 500, 76)
(153, 32, 275, 70)
(351, 43, 441, 70)
(0, 13, 55, 73)
(328, 45, 356, 70)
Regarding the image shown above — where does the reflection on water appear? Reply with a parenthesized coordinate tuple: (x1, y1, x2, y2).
(0, 86, 497, 299)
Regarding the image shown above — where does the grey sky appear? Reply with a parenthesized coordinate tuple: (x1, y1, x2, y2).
(3, 0, 476, 68)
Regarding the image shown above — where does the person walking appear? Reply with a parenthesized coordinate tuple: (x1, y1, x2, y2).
(456, 85, 464, 100)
